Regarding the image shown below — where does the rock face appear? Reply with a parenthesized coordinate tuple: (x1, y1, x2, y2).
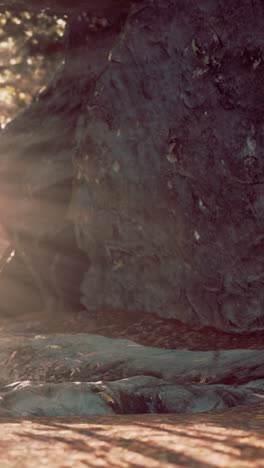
(0, 333, 264, 417)
(0, 0, 263, 331)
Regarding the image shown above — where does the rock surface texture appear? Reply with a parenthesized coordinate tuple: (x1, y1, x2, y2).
(0, 333, 263, 417)
(0, 0, 263, 332)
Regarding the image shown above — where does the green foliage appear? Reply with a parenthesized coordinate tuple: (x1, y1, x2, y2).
(0, 10, 66, 127)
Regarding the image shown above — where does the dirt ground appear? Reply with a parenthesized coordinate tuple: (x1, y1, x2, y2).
(1, 305, 264, 351)
(0, 402, 264, 468)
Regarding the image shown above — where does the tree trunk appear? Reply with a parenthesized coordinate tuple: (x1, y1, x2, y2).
(0, 0, 263, 332)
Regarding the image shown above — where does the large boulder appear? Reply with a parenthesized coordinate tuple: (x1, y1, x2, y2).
(0, 0, 263, 332)
(69, 0, 264, 331)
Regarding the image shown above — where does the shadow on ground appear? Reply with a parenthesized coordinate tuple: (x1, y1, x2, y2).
(0, 403, 263, 468)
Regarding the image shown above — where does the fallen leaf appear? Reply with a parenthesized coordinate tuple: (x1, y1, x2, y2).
(112, 259, 123, 271)
(198, 377, 207, 384)
(64, 358, 82, 363)
(192, 38, 201, 54)
(253, 393, 264, 399)
(98, 391, 115, 405)
(78, 352, 96, 357)
(47, 345, 61, 349)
